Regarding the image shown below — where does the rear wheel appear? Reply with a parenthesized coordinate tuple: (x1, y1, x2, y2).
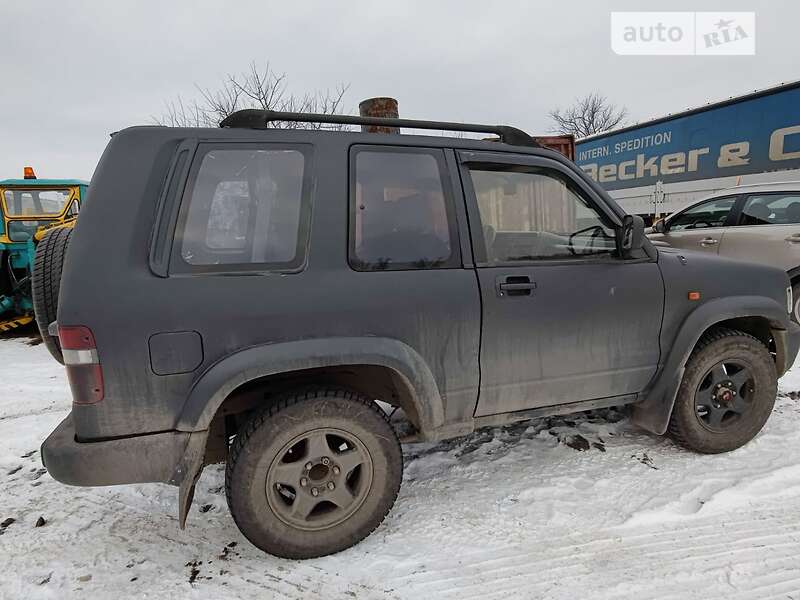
(225, 389, 403, 559)
(32, 227, 73, 364)
(668, 328, 777, 454)
(791, 281, 800, 324)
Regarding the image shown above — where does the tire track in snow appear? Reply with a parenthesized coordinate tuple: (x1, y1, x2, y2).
(389, 508, 800, 599)
(4, 338, 800, 599)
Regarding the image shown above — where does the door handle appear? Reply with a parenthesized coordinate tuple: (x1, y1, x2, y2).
(700, 237, 718, 246)
(496, 276, 536, 297)
(785, 234, 800, 243)
(500, 282, 537, 292)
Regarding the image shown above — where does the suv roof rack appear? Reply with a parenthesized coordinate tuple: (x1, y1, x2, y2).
(219, 109, 543, 148)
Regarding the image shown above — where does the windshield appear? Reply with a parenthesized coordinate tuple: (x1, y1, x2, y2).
(2, 188, 71, 216)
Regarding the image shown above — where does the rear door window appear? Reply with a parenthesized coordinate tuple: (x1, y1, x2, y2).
(172, 145, 311, 273)
(738, 194, 800, 225)
(349, 146, 459, 271)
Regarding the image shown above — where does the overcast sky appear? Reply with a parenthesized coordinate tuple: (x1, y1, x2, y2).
(1, 0, 797, 180)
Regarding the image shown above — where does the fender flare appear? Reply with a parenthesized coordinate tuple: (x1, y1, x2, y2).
(175, 336, 445, 434)
(632, 295, 790, 435)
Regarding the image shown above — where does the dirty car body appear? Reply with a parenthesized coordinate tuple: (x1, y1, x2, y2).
(40, 112, 800, 557)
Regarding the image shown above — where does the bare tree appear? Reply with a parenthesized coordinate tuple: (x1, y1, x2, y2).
(157, 95, 210, 128)
(154, 62, 349, 128)
(549, 93, 628, 138)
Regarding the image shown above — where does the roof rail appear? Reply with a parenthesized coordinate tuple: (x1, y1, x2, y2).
(219, 109, 542, 148)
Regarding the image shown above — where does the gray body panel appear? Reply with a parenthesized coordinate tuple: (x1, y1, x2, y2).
(720, 224, 800, 272)
(634, 247, 797, 433)
(474, 261, 663, 416)
(649, 227, 728, 255)
(177, 336, 449, 433)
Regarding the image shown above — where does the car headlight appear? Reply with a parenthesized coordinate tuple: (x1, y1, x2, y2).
(788, 286, 793, 315)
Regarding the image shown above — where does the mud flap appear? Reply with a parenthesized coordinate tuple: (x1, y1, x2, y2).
(169, 430, 209, 529)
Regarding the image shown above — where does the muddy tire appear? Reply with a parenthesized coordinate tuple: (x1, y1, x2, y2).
(668, 328, 777, 454)
(792, 281, 800, 324)
(225, 388, 403, 559)
(32, 227, 73, 364)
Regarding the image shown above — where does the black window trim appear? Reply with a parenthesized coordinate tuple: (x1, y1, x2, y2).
(167, 141, 315, 276)
(347, 144, 462, 272)
(734, 191, 800, 227)
(457, 151, 623, 267)
(150, 138, 197, 277)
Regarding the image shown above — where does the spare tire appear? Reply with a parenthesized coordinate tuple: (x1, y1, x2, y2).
(32, 227, 73, 364)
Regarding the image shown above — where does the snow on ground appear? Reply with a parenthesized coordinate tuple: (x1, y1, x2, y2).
(2, 334, 800, 599)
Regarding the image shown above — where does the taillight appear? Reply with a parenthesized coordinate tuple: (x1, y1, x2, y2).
(59, 325, 104, 405)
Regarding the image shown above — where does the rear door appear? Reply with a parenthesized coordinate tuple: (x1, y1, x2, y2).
(653, 196, 739, 254)
(458, 151, 664, 417)
(717, 192, 800, 271)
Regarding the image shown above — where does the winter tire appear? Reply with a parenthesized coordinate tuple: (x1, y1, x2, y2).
(225, 388, 403, 559)
(668, 328, 777, 454)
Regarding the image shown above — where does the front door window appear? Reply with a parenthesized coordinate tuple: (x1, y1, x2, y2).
(470, 167, 617, 263)
(669, 197, 736, 230)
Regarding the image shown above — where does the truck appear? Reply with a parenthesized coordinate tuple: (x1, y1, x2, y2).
(575, 80, 800, 220)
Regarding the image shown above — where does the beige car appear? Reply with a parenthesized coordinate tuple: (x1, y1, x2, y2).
(649, 181, 800, 321)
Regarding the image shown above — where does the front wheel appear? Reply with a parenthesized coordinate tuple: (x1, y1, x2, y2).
(668, 328, 777, 454)
(225, 389, 403, 559)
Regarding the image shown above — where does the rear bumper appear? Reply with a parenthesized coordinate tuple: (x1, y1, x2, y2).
(775, 322, 800, 378)
(41, 414, 190, 487)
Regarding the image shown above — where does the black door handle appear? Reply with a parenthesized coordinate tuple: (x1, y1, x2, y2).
(496, 276, 536, 297)
(499, 282, 537, 292)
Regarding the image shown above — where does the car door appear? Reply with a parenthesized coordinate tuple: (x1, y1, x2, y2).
(458, 151, 664, 417)
(653, 196, 739, 254)
(717, 192, 800, 272)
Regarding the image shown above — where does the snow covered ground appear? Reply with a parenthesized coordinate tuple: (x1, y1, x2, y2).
(2, 334, 800, 600)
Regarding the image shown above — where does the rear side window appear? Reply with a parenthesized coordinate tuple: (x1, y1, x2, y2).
(173, 145, 311, 273)
(739, 194, 800, 225)
(350, 147, 459, 271)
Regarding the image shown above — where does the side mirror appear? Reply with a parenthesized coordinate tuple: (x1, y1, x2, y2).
(617, 214, 645, 256)
(652, 218, 667, 234)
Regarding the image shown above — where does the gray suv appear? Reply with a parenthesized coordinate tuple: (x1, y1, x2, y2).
(38, 111, 800, 559)
(649, 182, 800, 320)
